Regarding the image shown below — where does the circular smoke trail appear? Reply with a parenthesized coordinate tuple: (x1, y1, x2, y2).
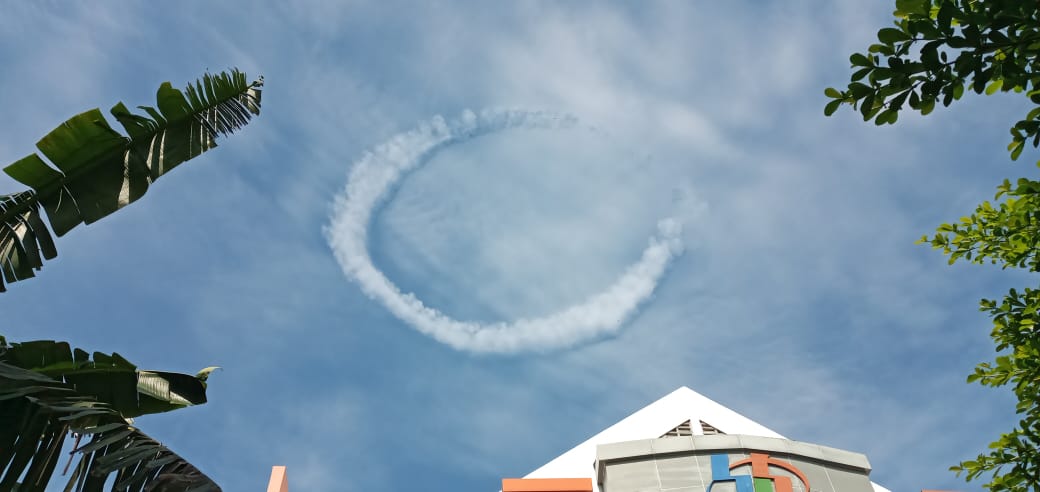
(325, 109, 684, 353)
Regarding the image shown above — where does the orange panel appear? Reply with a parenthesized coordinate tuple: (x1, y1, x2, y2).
(267, 466, 288, 492)
(501, 477, 593, 492)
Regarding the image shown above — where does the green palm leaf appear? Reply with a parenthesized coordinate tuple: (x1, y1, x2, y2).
(0, 191, 57, 285)
(0, 339, 220, 491)
(0, 339, 213, 418)
(0, 69, 262, 292)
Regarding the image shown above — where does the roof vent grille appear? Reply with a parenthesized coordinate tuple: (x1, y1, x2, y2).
(661, 420, 693, 437)
(661, 420, 726, 437)
(700, 420, 724, 435)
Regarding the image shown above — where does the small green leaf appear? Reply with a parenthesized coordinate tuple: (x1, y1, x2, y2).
(850, 53, 872, 67)
(849, 82, 872, 98)
(824, 99, 843, 116)
(1011, 140, 1025, 160)
(921, 99, 935, 115)
(861, 94, 878, 120)
(875, 109, 898, 125)
(986, 79, 1004, 95)
(851, 67, 873, 82)
(878, 27, 911, 43)
(824, 87, 842, 98)
(936, 2, 954, 30)
(895, 0, 927, 15)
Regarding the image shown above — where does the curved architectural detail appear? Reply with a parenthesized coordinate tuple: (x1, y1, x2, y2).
(596, 434, 873, 492)
(726, 453, 811, 492)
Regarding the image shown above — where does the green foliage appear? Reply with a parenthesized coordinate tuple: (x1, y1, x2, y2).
(0, 339, 213, 418)
(921, 178, 1040, 490)
(824, 0, 1040, 163)
(0, 338, 220, 491)
(0, 69, 263, 292)
(0, 69, 260, 490)
(922, 178, 1040, 270)
(831, 1, 1040, 489)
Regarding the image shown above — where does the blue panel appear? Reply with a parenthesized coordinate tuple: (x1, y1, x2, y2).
(707, 454, 755, 492)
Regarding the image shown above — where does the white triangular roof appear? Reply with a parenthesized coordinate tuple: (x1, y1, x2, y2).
(522, 386, 891, 492)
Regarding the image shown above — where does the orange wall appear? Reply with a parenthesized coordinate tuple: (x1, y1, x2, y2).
(501, 477, 593, 492)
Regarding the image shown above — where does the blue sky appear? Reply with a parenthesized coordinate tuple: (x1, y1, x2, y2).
(0, 1, 1031, 490)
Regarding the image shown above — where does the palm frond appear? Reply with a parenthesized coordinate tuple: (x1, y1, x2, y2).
(0, 362, 221, 492)
(0, 192, 56, 292)
(0, 69, 263, 292)
(0, 339, 211, 419)
(70, 423, 221, 492)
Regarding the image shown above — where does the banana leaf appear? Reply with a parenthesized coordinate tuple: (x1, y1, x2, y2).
(0, 69, 262, 292)
(0, 339, 216, 418)
(0, 360, 220, 492)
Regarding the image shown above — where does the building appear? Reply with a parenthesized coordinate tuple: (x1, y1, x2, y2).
(266, 386, 907, 491)
(501, 386, 892, 492)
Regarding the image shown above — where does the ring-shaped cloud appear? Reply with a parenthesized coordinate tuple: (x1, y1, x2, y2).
(326, 109, 684, 353)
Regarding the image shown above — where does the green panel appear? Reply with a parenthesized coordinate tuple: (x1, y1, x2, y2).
(754, 477, 774, 492)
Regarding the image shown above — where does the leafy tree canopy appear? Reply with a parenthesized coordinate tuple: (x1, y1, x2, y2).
(826, 0, 1039, 161)
(827, 1, 1040, 489)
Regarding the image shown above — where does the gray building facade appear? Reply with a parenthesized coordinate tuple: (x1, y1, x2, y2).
(595, 434, 875, 492)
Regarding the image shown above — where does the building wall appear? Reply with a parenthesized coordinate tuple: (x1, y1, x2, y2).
(596, 435, 875, 492)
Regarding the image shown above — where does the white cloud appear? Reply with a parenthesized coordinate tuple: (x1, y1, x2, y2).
(326, 109, 689, 352)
